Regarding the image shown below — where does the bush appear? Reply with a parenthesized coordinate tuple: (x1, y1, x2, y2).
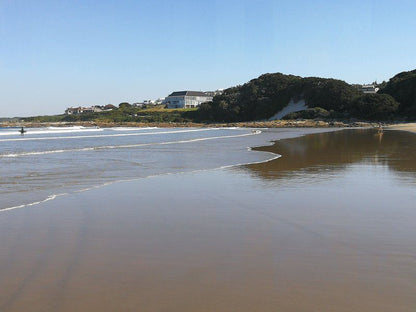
(283, 107, 330, 120)
(350, 94, 399, 120)
(380, 69, 416, 118)
(197, 73, 361, 122)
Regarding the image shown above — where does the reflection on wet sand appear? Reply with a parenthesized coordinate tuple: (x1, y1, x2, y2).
(246, 129, 416, 180)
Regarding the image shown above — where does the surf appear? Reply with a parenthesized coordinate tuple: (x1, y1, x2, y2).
(0, 127, 219, 142)
(0, 130, 261, 158)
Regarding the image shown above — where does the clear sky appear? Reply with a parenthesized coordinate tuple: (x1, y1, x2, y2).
(1, 0, 415, 117)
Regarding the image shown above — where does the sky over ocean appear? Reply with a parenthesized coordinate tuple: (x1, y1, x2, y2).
(1, 0, 415, 117)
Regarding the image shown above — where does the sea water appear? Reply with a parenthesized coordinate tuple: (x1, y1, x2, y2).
(0, 126, 331, 210)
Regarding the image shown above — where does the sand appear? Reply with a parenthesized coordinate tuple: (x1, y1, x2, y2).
(0, 129, 415, 311)
(386, 122, 416, 133)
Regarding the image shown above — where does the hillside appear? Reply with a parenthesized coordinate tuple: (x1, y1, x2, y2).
(18, 69, 416, 124)
(197, 73, 403, 122)
(379, 69, 416, 116)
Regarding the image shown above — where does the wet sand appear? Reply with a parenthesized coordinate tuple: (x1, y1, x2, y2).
(0, 129, 415, 311)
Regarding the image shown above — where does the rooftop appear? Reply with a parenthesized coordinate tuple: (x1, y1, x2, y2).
(168, 91, 209, 97)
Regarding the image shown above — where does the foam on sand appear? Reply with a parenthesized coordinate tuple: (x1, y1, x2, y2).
(1, 193, 68, 213)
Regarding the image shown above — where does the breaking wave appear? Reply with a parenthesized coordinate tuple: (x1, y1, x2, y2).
(0, 128, 218, 142)
(0, 131, 261, 158)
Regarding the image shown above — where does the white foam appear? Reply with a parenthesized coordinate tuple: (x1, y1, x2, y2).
(47, 126, 86, 130)
(0, 130, 262, 158)
(0, 128, 217, 142)
(1, 193, 68, 213)
(0, 131, 19, 136)
(0, 127, 103, 136)
(110, 127, 158, 131)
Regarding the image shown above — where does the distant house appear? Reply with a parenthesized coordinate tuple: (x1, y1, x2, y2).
(65, 107, 86, 115)
(65, 106, 104, 115)
(204, 89, 224, 97)
(65, 107, 79, 115)
(164, 91, 213, 109)
(134, 98, 166, 107)
(361, 84, 379, 94)
(104, 104, 116, 110)
(155, 97, 165, 104)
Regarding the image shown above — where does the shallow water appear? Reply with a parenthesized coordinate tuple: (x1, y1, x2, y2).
(0, 127, 415, 311)
(0, 126, 330, 210)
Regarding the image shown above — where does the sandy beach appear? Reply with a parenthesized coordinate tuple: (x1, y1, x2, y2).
(0, 128, 415, 311)
(2, 0, 415, 309)
(386, 122, 416, 133)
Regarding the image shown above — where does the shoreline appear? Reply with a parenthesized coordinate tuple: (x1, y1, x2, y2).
(0, 119, 391, 129)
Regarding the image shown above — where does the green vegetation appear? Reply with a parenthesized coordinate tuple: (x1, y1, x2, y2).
(0, 117, 22, 122)
(20, 69, 416, 124)
(23, 105, 198, 123)
(198, 73, 302, 122)
(349, 94, 399, 120)
(22, 114, 67, 123)
(283, 107, 330, 120)
(197, 73, 404, 122)
(379, 69, 416, 118)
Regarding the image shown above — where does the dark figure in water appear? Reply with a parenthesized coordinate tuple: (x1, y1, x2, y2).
(378, 123, 383, 134)
(19, 127, 26, 135)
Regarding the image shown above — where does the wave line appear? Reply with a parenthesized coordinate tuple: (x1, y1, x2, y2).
(0, 128, 218, 142)
(1, 193, 69, 213)
(0, 131, 261, 158)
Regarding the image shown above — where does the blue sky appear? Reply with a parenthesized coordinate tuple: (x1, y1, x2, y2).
(1, 0, 415, 117)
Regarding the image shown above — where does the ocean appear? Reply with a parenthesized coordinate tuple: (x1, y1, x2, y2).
(0, 126, 331, 211)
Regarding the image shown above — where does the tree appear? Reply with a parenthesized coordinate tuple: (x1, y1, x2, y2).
(118, 102, 132, 109)
(350, 94, 399, 120)
(380, 69, 416, 118)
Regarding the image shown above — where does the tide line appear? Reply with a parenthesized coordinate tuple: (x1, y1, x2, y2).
(1, 193, 68, 213)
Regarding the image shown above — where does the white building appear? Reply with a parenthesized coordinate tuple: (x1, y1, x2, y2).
(65, 106, 103, 115)
(361, 84, 379, 94)
(164, 91, 213, 109)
